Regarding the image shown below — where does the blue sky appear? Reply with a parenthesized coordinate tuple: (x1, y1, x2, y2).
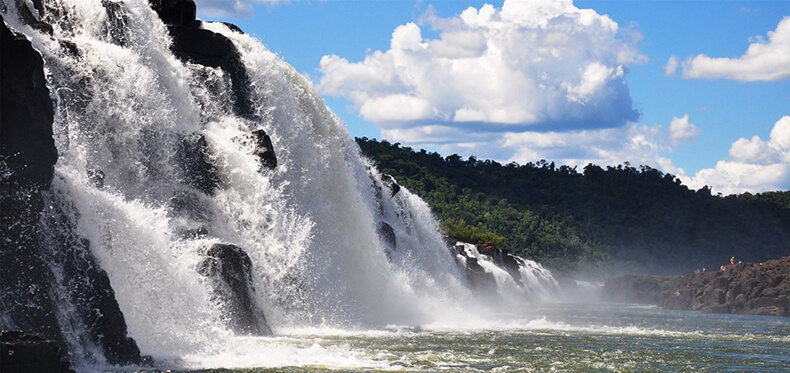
(196, 0, 790, 195)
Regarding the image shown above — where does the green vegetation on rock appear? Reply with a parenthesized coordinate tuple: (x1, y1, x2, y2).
(356, 137, 790, 277)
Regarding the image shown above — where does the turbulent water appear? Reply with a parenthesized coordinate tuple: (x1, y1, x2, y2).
(1, 0, 562, 370)
(151, 303, 788, 372)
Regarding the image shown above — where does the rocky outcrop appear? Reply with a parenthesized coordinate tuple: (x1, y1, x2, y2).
(451, 244, 498, 294)
(1, 12, 65, 358)
(149, 0, 254, 119)
(0, 16, 57, 189)
(376, 222, 397, 252)
(1, 14, 143, 366)
(102, 0, 131, 46)
(478, 245, 523, 286)
(381, 174, 400, 197)
(176, 133, 221, 195)
(1, 331, 74, 373)
(197, 243, 272, 335)
(251, 129, 277, 171)
(604, 257, 790, 317)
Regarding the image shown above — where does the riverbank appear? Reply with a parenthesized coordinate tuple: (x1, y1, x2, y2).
(603, 256, 789, 317)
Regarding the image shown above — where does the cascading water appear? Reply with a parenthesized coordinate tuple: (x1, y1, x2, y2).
(1, 0, 559, 369)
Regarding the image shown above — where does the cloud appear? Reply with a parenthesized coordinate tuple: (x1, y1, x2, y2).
(669, 114, 700, 144)
(318, 0, 644, 133)
(195, 0, 290, 18)
(678, 16, 790, 82)
(664, 55, 679, 77)
(381, 115, 697, 181)
(685, 116, 790, 195)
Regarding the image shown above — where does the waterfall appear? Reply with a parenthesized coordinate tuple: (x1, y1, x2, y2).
(1, 0, 558, 369)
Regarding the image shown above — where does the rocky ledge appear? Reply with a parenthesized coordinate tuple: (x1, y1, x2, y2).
(604, 256, 790, 317)
(1, 331, 74, 373)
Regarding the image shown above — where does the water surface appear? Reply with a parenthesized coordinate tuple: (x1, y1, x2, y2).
(135, 302, 789, 372)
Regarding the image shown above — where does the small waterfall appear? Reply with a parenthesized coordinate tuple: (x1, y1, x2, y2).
(453, 242, 558, 300)
(1, 0, 559, 369)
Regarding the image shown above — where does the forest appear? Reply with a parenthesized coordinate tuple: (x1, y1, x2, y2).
(357, 137, 790, 277)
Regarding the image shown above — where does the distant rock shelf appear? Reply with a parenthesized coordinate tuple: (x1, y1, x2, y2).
(604, 257, 790, 317)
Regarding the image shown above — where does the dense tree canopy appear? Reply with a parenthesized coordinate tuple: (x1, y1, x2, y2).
(357, 137, 790, 277)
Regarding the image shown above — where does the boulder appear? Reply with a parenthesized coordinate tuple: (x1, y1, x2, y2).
(197, 244, 272, 335)
(381, 173, 401, 197)
(376, 222, 396, 252)
(251, 129, 277, 170)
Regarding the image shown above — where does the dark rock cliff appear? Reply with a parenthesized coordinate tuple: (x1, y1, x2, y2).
(2, 0, 277, 366)
(604, 257, 790, 317)
(1, 11, 63, 352)
(1, 11, 141, 366)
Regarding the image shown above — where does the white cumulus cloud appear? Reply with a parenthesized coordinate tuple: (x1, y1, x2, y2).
(669, 114, 700, 144)
(678, 16, 790, 82)
(318, 0, 644, 132)
(686, 116, 790, 194)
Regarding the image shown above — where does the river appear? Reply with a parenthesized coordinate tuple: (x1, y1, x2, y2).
(131, 302, 789, 372)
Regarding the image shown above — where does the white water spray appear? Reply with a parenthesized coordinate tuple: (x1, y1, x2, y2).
(2, 0, 558, 369)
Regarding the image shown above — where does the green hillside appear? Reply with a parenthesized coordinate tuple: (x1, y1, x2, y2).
(357, 137, 790, 278)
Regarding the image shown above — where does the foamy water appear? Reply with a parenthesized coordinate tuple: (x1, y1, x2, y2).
(130, 303, 790, 371)
(2, 1, 557, 370)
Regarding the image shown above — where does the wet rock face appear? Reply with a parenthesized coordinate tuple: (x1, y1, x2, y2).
(11, 0, 54, 34)
(479, 245, 523, 286)
(1, 12, 63, 358)
(101, 0, 130, 46)
(149, 0, 255, 119)
(381, 174, 401, 197)
(604, 256, 790, 317)
(176, 133, 221, 195)
(1, 15, 143, 366)
(452, 245, 498, 294)
(465, 257, 498, 294)
(37, 202, 143, 366)
(251, 129, 277, 171)
(377, 222, 397, 252)
(149, 0, 198, 27)
(1, 331, 74, 373)
(197, 244, 272, 335)
(1, 17, 57, 189)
